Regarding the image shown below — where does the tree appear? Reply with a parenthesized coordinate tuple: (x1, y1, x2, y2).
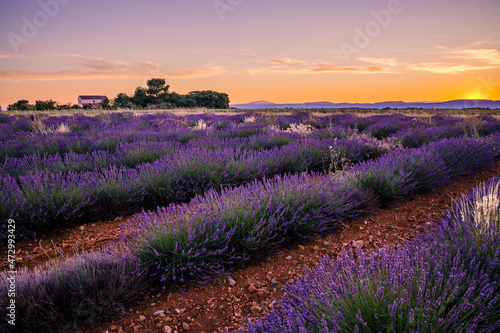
(35, 100, 44, 110)
(8, 99, 31, 111)
(113, 93, 131, 109)
(176, 94, 197, 108)
(57, 103, 72, 110)
(99, 97, 113, 110)
(186, 90, 230, 109)
(132, 87, 152, 108)
(146, 78, 170, 98)
(158, 91, 182, 108)
(108, 80, 230, 109)
(35, 100, 58, 110)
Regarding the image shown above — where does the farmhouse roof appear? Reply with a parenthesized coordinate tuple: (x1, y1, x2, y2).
(79, 95, 107, 99)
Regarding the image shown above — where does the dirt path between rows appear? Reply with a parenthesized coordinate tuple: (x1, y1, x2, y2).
(2, 163, 499, 332)
(71, 162, 500, 333)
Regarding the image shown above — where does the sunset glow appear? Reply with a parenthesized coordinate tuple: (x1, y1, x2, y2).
(1, 0, 500, 108)
(464, 91, 488, 100)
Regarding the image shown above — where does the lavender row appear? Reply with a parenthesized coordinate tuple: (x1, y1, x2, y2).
(0, 137, 495, 332)
(0, 123, 310, 164)
(0, 112, 419, 138)
(128, 137, 496, 286)
(4, 112, 494, 161)
(0, 249, 148, 332)
(3, 115, 498, 177)
(0, 126, 209, 162)
(0, 124, 340, 162)
(0, 140, 181, 177)
(392, 116, 500, 148)
(238, 178, 500, 333)
(0, 133, 301, 178)
(0, 138, 381, 239)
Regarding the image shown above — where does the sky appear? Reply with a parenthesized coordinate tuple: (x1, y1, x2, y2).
(1, 0, 500, 108)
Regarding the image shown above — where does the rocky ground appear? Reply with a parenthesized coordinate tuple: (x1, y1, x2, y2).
(2, 162, 500, 333)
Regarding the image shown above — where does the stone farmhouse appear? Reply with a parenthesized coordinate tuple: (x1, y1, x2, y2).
(78, 95, 107, 108)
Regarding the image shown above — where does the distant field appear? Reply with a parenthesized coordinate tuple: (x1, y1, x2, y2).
(4, 107, 500, 118)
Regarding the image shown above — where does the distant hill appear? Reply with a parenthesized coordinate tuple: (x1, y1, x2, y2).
(231, 99, 500, 110)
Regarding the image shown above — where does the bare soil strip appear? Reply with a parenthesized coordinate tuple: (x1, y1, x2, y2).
(81, 162, 499, 333)
(2, 163, 499, 333)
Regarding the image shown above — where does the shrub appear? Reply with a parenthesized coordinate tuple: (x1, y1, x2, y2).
(345, 138, 494, 204)
(427, 138, 493, 177)
(128, 174, 377, 285)
(0, 250, 149, 333)
(0, 174, 25, 225)
(16, 171, 98, 233)
(394, 126, 463, 148)
(442, 177, 500, 244)
(345, 153, 417, 202)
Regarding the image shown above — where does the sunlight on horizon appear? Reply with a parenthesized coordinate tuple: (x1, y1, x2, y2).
(464, 91, 488, 100)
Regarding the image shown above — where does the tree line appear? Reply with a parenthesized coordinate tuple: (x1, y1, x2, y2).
(6, 79, 230, 111)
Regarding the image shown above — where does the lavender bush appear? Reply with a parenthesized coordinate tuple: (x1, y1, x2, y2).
(346, 137, 494, 203)
(10, 171, 98, 236)
(128, 174, 376, 284)
(0, 249, 149, 333)
(129, 137, 496, 286)
(393, 125, 463, 148)
(441, 177, 500, 244)
(0, 174, 25, 224)
(426, 138, 493, 177)
(236, 177, 500, 333)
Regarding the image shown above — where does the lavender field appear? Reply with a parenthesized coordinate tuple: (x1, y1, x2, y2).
(1, 111, 500, 332)
(237, 176, 500, 333)
(2, 111, 499, 239)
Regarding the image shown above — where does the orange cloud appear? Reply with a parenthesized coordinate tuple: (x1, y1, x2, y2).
(355, 46, 500, 74)
(309, 61, 384, 73)
(405, 45, 500, 74)
(162, 64, 227, 78)
(406, 62, 498, 74)
(439, 47, 500, 66)
(355, 57, 399, 67)
(0, 53, 227, 81)
(248, 58, 388, 75)
(0, 65, 226, 81)
(258, 58, 308, 66)
(0, 54, 27, 59)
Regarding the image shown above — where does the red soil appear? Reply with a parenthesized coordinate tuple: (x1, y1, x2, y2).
(2, 162, 500, 333)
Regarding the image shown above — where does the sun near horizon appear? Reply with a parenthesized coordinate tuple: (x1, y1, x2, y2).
(463, 91, 490, 101)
